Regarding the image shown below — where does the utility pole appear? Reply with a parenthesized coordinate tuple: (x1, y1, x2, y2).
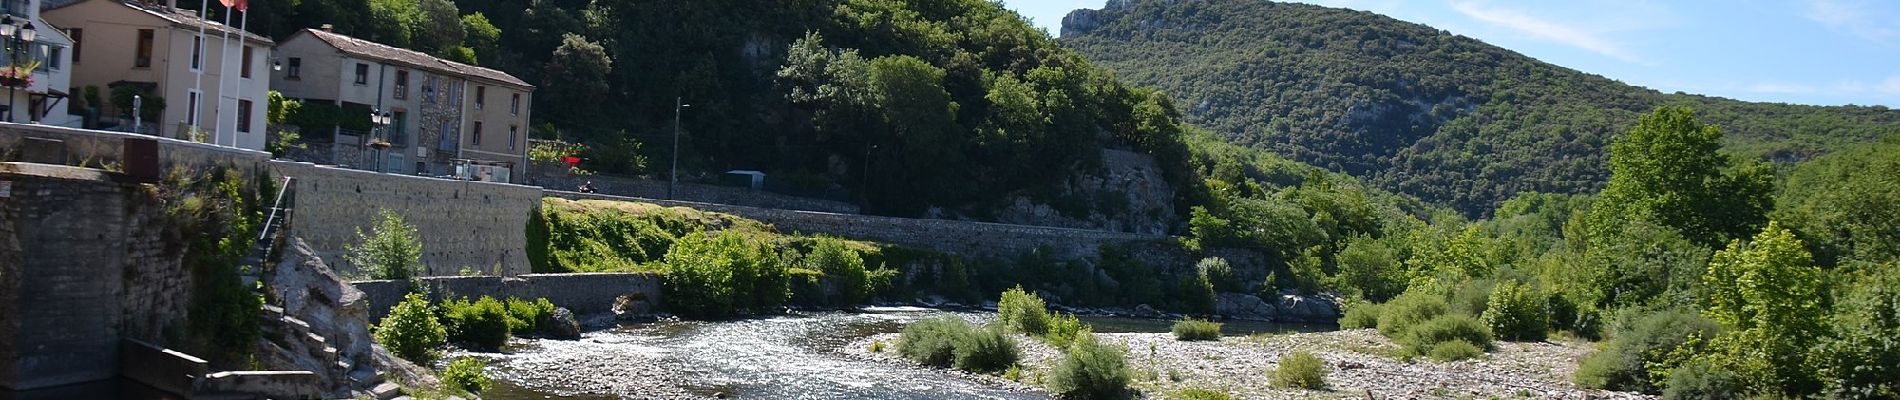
(670, 97, 688, 199)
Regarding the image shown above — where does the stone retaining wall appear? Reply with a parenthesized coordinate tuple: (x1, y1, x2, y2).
(548, 191, 1171, 260)
(527, 162, 861, 214)
(353, 273, 662, 322)
(271, 161, 542, 277)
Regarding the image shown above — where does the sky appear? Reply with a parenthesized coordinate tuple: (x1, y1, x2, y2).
(1001, 0, 1900, 107)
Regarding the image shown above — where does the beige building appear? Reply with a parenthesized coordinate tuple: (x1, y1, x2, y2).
(44, 0, 273, 150)
(271, 27, 533, 182)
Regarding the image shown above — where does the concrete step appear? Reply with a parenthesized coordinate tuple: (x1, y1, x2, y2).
(371, 381, 403, 400)
(349, 366, 378, 384)
(305, 332, 327, 345)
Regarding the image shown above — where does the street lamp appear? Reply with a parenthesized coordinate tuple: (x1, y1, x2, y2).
(670, 97, 689, 200)
(368, 109, 393, 172)
(0, 16, 37, 123)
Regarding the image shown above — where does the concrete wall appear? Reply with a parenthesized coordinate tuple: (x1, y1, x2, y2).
(0, 121, 272, 171)
(352, 273, 662, 321)
(271, 161, 541, 277)
(548, 192, 1170, 260)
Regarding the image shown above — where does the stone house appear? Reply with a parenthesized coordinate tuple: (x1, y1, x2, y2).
(270, 27, 533, 182)
(43, 0, 273, 149)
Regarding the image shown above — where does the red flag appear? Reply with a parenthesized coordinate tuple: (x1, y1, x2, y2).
(218, 0, 233, 7)
(235, 0, 247, 12)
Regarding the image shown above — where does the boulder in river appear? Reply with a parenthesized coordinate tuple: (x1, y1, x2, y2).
(1273, 294, 1340, 322)
(1215, 293, 1278, 321)
(542, 307, 583, 339)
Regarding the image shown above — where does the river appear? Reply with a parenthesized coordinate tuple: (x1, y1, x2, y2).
(472, 307, 1328, 400)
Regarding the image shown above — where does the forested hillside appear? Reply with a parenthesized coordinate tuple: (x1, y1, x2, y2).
(1061, 0, 1900, 215)
(245, 0, 1197, 218)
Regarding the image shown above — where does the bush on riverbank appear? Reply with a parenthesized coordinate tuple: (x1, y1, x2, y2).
(1338, 302, 1382, 329)
(896, 316, 1020, 373)
(441, 296, 512, 350)
(661, 231, 790, 318)
(1172, 318, 1223, 341)
(1045, 312, 1089, 348)
(375, 293, 447, 364)
(1169, 388, 1232, 400)
(1400, 314, 1492, 359)
(1426, 339, 1484, 362)
(1575, 309, 1723, 393)
(504, 297, 556, 334)
(1047, 334, 1131, 399)
(443, 357, 491, 394)
(1376, 291, 1449, 337)
(1481, 280, 1548, 341)
(999, 286, 1050, 335)
(1270, 350, 1328, 390)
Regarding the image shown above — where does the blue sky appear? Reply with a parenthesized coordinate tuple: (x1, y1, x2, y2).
(1001, 0, 1900, 107)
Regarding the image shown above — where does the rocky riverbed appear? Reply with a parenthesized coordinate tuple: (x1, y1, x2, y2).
(848, 327, 1652, 399)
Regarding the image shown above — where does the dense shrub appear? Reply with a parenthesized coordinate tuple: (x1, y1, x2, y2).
(1171, 318, 1223, 341)
(346, 209, 424, 279)
(1400, 314, 1491, 358)
(953, 326, 1020, 373)
(998, 286, 1050, 336)
(1197, 257, 1240, 292)
(1661, 359, 1741, 400)
(806, 237, 871, 305)
(898, 317, 972, 367)
(1338, 302, 1383, 329)
(1377, 291, 1449, 337)
(1481, 280, 1548, 341)
(1446, 278, 1496, 316)
(443, 357, 491, 394)
(1176, 271, 1218, 315)
(1812, 266, 1900, 399)
(1045, 312, 1088, 348)
(661, 231, 789, 318)
(1575, 309, 1723, 393)
(441, 296, 512, 350)
(1426, 339, 1485, 362)
(504, 297, 556, 334)
(1269, 351, 1327, 389)
(1047, 334, 1130, 400)
(1169, 388, 1232, 400)
(374, 293, 446, 364)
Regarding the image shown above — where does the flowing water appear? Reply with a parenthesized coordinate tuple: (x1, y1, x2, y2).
(475, 307, 1329, 400)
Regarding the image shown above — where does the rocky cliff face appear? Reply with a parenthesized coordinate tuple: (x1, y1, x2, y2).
(253, 238, 425, 398)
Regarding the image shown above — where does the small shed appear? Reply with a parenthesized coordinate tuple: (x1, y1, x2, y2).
(722, 170, 766, 190)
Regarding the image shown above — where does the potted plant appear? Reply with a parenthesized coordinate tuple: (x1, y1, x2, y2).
(0, 60, 40, 89)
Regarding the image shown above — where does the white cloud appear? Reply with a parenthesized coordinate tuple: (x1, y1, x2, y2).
(1880, 76, 1900, 95)
(1449, 1, 1648, 64)
(1805, 0, 1900, 46)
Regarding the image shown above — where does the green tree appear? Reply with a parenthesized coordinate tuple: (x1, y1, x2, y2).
(1775, 140, 1900, 268)
(363, 0, 421, 47)
(1700, 222, 1828, 395)
(806, 237, 869, 306)
(374, 292, 447, 364)
(345, 209, 425, 280)
(413, 0, 466, 55)
(1811, 264, 1900, 399)
(461, 13, 502, 65)
(1588, 106, 1772, 248)
(541, 33, 613, 140)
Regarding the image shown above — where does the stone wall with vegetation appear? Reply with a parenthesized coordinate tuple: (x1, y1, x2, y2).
(352, 273, 662, 322)
(527, 162, 862, 214)
(273, 161, 542, 277)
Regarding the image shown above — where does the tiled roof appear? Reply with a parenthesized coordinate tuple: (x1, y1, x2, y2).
(302, 28, 532, 89)
(62, 0, 275, 44)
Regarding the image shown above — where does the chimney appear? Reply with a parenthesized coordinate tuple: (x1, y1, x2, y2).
(320, 24, 334, 32)
(166, 0, 176, 10)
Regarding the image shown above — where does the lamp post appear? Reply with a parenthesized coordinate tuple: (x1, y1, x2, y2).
(0, 16, 37, 123)
(670, 97, 688, 200)
(368, 109, 392, 172)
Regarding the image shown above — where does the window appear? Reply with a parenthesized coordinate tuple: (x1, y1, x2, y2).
(354, 63, 369, 85)
(472, 121, 483, 146)
(286, 57, 301, 79)
(40, 45, 60, 71)
(186, 91, 201, 126)
(240, 46, 253, 78)
(508, 125, 518, 151)
(441, 121, 454, 150)
(135, 29, 153, 68)
(510, 93, 519, 115)
(416, 161, 427, 174)
(390, 111, 408, 144)
(190, 35, 202, 70)
(474, 86, 485, 109)
(237, 99, 253, 133)
(69, 28, 80, 64)
(393, 70, 408, 99)
(422, 75, 435, 103)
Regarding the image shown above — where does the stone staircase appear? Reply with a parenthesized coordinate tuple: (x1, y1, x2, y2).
(241, 177, 297, 292)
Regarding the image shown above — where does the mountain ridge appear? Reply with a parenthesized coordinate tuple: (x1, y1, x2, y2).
(1060, 0, 1900, 215)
